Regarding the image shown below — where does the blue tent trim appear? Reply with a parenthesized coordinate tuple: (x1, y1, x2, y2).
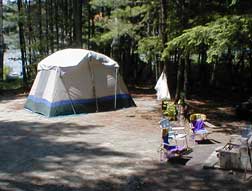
(27, 94, 131, 108)
(25, 93, 136, 117)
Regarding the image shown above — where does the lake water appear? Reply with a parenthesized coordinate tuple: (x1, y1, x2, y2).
(4, 49, 23, 77)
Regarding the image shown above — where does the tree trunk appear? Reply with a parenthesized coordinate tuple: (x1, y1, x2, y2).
(45, 0, 49, 54)
(175, 56, 185, 101)
(87, 0, 91, 49)
(159, 0, 168, 46)
(60, 0, 65, 48)
(27, 0, 32, 68)
(248, 49, 252, 87)
(183, 53, 189, 99)
(0, 0, 3, 80)
(55, 0, 60, 50)
(18, 0, 28, 87)
(210, 57, 218, 87)
(49, 0, 54, 53)
(199, 44, 208, 88)
(73, 0, 82, 48)
(68, 0, 73, 45)
(38, 0, 43, 54)
(227, 48, 233, 87)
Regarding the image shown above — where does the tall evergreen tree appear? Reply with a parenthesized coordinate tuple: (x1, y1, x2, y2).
(17, 0, 27, 86)
(73, 0, 82, 48)
(0, 0, 3, 80)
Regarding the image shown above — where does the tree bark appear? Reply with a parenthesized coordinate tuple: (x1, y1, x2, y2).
(0, 0, 3, 80)
(175, 56, 185, 101)
(55, 0, 59, 50)
(38, 0, 43, 54)
(183, 53, 189, 99)
(26, 0, 32, 68)
(73, 0, 82, 48)
(49, 0, 54, 53)
(227, 48, 233, 87)
(45, 0, 49, 54)
(160, 0, 168, 46)
(210, 57, 218, 87)
(18, 0, 28, 87)
(87, 0, 91, 49)
(60, 0, 65, 48)
(248, 48, 252, 86)
(199, 44, 208, 88)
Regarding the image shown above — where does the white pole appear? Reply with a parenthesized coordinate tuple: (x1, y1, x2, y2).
(88, 59, 98, 112)
(114, 67, 118, 109)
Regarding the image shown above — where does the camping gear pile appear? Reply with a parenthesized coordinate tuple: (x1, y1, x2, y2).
(155, 71, 213, 161)
(24, 49, 135, 117)
(217, 126, 252, 179)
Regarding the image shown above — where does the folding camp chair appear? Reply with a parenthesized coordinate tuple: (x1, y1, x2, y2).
(159, 118, 188, 161)
(189, 113, 209, 142)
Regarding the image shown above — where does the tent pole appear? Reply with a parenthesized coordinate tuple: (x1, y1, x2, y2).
(88, 60, 99, 112)
(114, 67, 118, 109)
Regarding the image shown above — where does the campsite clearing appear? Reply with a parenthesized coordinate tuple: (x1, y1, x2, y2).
(0, 92, 251, 190)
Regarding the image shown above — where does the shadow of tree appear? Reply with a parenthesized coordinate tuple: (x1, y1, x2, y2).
(0, 120, 137, 175)
(0, 97, 251, 190)
(0, 162, 251, 191)
(0, 89, 27, 102)
(187, 98, 250, 135)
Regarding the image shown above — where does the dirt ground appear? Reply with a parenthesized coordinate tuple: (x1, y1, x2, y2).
(0, 92, 251, 191)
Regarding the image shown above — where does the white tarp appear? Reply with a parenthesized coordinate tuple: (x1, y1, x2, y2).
(154, 71, 171, 100)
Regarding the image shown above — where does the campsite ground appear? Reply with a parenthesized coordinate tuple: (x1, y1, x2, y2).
(0, 90, 251, 191)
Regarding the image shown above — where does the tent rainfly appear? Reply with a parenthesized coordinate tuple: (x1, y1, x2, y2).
(154, 71, 171, 100)
(24, 49, 136, 117)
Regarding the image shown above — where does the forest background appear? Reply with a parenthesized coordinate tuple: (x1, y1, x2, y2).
(0, 0, 252, 100)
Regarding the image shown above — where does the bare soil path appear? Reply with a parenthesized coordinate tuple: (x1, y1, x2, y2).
(0, 93, 251, 190)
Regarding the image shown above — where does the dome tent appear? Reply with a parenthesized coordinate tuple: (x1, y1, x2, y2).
(24, 49, 135, 117)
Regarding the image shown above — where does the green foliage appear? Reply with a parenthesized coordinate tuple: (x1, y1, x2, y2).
(207, 16, 252, 63)
(3, 0, 252, 91)
(163, 25, 209, 59)
(0, 78, 22, 90)
(91, 2, 149, 43)
(3, 3, 18, 34)
(3, 65, 12, 80)
(163, 102, 178, 121)
(136, 36, 162, 63)
(90, 0, 129, 9)
(163, 15, 252, 63)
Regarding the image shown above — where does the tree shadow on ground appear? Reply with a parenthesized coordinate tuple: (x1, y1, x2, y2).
(0, 162, 251, 191)
(0, 120, 137, 175)
(0, 88, 28, 101)
(187, 98, 250, 135)
(0, 120, 251, 191)
(0, 93, 251, 190)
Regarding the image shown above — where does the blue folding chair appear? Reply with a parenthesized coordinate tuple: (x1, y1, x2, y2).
(189, 113, 209, 142)
(159, 118, 188, 161)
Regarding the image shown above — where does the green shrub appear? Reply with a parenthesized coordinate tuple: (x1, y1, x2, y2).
(3, 65, 12, 80)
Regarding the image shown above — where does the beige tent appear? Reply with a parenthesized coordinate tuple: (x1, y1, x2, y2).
(24, 49, 135, 117)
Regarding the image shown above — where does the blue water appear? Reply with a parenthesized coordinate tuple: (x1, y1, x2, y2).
(4, 49, 23, 77)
